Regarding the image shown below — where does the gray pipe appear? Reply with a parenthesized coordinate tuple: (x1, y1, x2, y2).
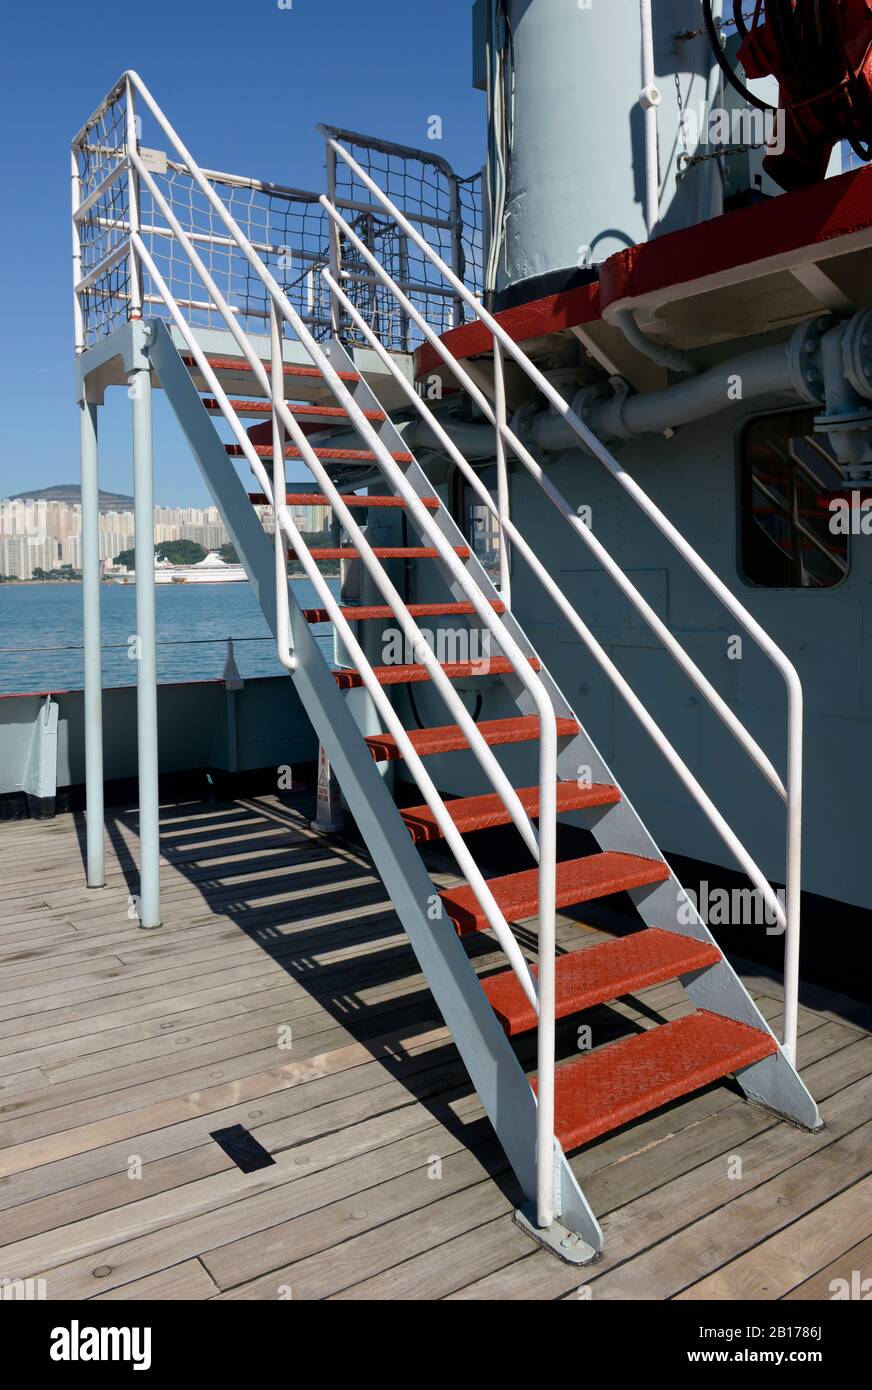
(397, 342, 799, 457)
(322, 318, 851, 462)
(614, 309, 695, 376)
(561, 343, 797, 447)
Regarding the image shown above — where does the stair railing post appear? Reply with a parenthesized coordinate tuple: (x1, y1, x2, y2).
(536, 718, 558, 1230)
(270, 297, 296, 673)
(493, 336, 512, 608)
(448, 171, 463, 329)
(783, 689, 803, 1064)
(324, 138, 342, 338)
(124, 77, 143, 321)
(130, 334, 161, 928)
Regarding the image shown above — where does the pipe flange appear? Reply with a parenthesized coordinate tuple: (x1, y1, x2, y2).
(787, 315, 833, 406)
(571, 381, 630, 441)
(841, 308, 872, 402)
(510, 398, 537, 440)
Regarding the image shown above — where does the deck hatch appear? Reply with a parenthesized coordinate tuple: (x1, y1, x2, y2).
(210, 1125, 276, 1174)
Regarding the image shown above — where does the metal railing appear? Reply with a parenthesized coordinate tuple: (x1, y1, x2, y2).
(319, 124, 484, 349)
(72, 81, 483, 353)
(72, 73, 561, 1230)
(320, 136, 806, 1074)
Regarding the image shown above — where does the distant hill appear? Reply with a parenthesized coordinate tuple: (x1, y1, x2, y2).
(8, 484, 134, 512)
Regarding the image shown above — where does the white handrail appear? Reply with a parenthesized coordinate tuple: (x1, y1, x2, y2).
(324, 264, 790, 929)
(320, 198, 788, 804)
(324, 136, 803, 1065)
(86, 70, 564, 1226)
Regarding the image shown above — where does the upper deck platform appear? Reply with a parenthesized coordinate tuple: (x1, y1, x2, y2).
(416, 162, 872, 392)
(0, 791, 869, 1300)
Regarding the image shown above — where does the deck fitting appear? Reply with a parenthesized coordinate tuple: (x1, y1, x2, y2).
(514, 1204, 600, 1267)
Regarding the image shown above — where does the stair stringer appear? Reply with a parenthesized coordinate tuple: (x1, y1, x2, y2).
(328, 337, 821, 1131)
(149, 320, 603, 1257)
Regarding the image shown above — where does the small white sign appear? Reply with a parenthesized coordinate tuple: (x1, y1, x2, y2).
(139, 146, 168, 174)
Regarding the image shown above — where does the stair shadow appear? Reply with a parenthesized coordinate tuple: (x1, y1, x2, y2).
(80, 789, 711, 1206)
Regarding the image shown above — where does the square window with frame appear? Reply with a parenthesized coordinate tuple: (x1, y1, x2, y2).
(740, 409, 848, 588)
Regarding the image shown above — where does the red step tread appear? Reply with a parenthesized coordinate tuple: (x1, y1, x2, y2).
(227, 443, 413, 463)
(439, 851, 669, 936)
(333, 655, 540, 690)
(291, 545, 470, 561)
(183, 355, 359, 382)
(483, 928, 722, 1035)
(249, 492, 440, 509)
(203, 398, 384, 420)
(365, 714, 579, 762)
(534, 1011, 777, 1152)
(303, 600, 507, 623)
(401, 780, 621, 844)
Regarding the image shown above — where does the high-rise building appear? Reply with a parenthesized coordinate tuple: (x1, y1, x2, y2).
(0, 495, 234, 575)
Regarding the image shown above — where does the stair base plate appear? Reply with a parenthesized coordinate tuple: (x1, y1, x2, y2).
(514, 1203, 600, 1267)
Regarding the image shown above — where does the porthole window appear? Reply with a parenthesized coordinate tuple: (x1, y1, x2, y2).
(740, 409, 848, 587)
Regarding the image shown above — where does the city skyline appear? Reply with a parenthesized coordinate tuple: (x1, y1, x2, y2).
(0, 495, 330, 580)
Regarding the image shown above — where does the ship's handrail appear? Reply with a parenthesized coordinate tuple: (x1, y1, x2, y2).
(71, 72, 563, 1230)
(320, 137, 804, 1069)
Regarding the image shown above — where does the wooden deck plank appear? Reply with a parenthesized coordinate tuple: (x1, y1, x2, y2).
(675, 1173, 872, 1300)
(783, 1231, 872, 1300)
(90, 1258, 220, 1301)
(0, 791, 868, 1302)
(0, 1035, 455, 1217)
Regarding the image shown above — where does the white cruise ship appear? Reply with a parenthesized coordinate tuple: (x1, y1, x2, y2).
(109, 551, 247, 584)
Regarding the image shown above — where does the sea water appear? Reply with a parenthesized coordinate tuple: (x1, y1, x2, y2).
(0, 578, 340, 695)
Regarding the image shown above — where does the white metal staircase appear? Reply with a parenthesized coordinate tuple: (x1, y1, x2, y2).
(72, 73, 822, 1262)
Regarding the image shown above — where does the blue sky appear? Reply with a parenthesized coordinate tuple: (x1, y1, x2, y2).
(0, 0, 484, 506)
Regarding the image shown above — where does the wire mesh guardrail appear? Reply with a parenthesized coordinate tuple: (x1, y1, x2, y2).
(322, 124, 484, 351)
(73, 88, 484, 353)
(74, 86, 132, 341)
(141, 167, 334, 338)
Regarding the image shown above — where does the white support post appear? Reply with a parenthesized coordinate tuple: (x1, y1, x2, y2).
(639, 0, 661, 238)
(493, 337, 512, 607)
(80, 397, 105, 888)
(130, 348, 161, 928)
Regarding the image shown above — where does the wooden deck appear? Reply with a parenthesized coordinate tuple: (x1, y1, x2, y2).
(0, 791, 870, 1301)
